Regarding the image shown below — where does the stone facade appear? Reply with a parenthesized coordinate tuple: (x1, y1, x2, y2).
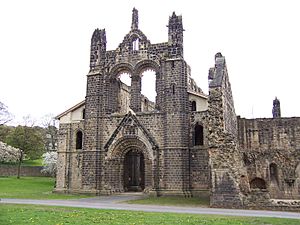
(238, 117, 300, 200)
(55, 8, 300, 209)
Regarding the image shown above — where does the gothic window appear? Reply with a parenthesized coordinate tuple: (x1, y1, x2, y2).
(270, 163, 278, 182)
(194, 123, 204, 146)
(191, 101, 196, 111)
(250, 178, 266, 189)
(76, 131, 83, 149)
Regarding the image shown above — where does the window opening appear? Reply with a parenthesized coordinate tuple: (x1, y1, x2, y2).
(82, 108, 85, 119)
(191, 101, 196, 111)
(250, 178, 266, 189)
(194, 123, 204, 146)
(133, 39, 139, 51)
(119, 72, 131, 87)
(270, 163, 278, 182)
(76, 131, 83, 149)
(141, 69, 156, 103)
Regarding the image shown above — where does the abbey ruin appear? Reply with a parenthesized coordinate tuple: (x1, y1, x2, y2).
(55, 9, 300, 209)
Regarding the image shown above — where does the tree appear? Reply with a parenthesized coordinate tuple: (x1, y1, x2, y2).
(6, 125, 45, 160)
(0, 101, 13, 125)
(0, 125, 13, 142)
(0, 141, 21, 163)
(41, 151, 57, 177)
(40, 114, 58, 151)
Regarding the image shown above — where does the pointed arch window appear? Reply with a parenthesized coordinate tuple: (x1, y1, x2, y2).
(76, 131, 83, 149)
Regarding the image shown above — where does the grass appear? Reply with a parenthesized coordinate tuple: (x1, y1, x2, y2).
(0, 204, 299, 225)
(0, 176, 89, 199)
(126, 196, 210, 207)
(22, 158, 43, 166)
(0, 158, 43, 166)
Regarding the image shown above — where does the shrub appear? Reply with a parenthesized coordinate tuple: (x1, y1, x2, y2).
(41, 151, 57, 177)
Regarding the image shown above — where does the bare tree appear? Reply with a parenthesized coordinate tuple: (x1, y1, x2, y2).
(22, 114, 36, 127)
(40, 114, 58, 151)
(0, 101, 13, 125)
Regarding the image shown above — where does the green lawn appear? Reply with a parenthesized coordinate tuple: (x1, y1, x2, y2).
(0, 204, 298, 225)
(0, 176, 89, 199)
(22, 158, 43, 166)
(127, 196, 210, 207)
(0, 158, 43, 166)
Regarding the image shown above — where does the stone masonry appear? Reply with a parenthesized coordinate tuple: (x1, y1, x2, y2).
(55, 8, 300, 209)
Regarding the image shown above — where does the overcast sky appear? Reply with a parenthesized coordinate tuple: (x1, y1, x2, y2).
(1, 0, 300, 124)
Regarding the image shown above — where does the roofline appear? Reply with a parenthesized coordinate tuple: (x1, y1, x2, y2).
(55, 100, 85, 120)
(187, 91, 208, 99)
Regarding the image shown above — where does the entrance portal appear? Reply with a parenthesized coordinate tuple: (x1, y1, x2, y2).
(124, 150, 145, 191)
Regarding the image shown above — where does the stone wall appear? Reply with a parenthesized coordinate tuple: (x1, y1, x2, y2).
(55, 121, 84, 193)
(71, 9, 197, 196)
(190, 111, 210, 192)
(238, 117, 300, 199)
(208, 53, 249, 208)
(0, 165, 46, 177)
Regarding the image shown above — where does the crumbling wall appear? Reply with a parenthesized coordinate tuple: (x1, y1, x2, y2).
(208, 53, 249, 208)
(238, 117, 300, 199)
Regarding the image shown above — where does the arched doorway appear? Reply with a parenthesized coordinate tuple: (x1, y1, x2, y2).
(124, 149, 145, 191)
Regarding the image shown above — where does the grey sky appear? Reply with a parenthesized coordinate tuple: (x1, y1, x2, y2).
(1, 0, 299, 124)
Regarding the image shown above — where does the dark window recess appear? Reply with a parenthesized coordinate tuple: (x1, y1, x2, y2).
(76, 131, 83, 149)
(194, 124, 204, 146)
(124, 150, 145, 191)
(270, 163, 278, 182)
(82, 109, 85, 119)
(250, 178, 266, 189)
(191, 101, 196, 111)
(243, 153, 251, 166)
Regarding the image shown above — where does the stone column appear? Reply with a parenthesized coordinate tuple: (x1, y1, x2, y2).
(130, 74, 141, 112)
(155, 72, 161, 110)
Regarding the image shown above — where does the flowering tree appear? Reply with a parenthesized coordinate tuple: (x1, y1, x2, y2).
(0, 141, 22, 163)
(41, 151, 57, 177)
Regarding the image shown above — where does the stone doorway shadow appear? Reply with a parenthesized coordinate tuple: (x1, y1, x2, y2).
(124, 150, 145, 192)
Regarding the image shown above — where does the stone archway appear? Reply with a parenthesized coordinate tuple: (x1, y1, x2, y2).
(124, 149, 145, 191)
(105, 136, 154, 193)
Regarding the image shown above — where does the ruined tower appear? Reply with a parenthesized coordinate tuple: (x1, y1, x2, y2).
(272, 97, 281, 118)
